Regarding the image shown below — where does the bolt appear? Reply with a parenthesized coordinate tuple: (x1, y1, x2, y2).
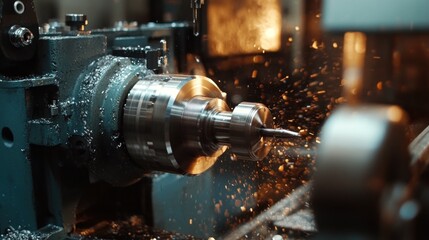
(8, 25, 34, 47)
(50, 100, 59, 116)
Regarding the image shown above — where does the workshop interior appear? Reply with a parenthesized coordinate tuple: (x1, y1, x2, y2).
(1, 0, 429, 239)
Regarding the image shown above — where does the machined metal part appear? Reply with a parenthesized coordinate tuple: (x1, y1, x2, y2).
(123, 74, 227, 174)
(124, 74, 299, 174)
(229, 102, 273, 161)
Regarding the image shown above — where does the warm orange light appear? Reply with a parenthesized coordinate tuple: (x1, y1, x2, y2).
(342, 32, 367, 103)
(208, 0, 282, 57)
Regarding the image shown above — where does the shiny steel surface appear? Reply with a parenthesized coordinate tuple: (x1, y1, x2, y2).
(123, 75, 226, 174)
(230, 103, 274, 161)
(123, 74, 298, 174)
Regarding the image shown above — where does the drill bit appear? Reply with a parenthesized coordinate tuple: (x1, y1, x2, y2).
(191, 0, 204, 36)
(260, 128, 301, 138)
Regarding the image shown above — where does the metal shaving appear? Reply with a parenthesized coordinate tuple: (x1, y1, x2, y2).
(0, 227, 47, 240)
(273, 209, 317, 232)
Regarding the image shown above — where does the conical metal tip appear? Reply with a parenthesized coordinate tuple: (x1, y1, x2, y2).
(260, 128, 301, 138)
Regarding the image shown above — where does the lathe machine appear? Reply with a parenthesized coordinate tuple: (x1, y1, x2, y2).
(0, 0, 304, 238)
(3, 0, 429, 239)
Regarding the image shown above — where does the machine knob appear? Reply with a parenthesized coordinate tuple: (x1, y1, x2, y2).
(65, 14, 88, 31)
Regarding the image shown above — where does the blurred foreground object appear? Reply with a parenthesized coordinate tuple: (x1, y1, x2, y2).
(313, 0, 429, 239)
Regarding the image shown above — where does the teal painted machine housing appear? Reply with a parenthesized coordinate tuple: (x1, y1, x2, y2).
(0, 32, 156, 235)
(0, 86, 38, 231)
(71, 55, 151, 186)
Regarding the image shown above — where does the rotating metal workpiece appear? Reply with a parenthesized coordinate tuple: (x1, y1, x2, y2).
(123, 74, 299, 175)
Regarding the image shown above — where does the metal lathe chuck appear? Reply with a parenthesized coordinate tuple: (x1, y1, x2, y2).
(123, 75, 297, 175)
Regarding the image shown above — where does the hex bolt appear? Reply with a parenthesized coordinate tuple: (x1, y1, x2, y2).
(8, 25, 34, 47)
